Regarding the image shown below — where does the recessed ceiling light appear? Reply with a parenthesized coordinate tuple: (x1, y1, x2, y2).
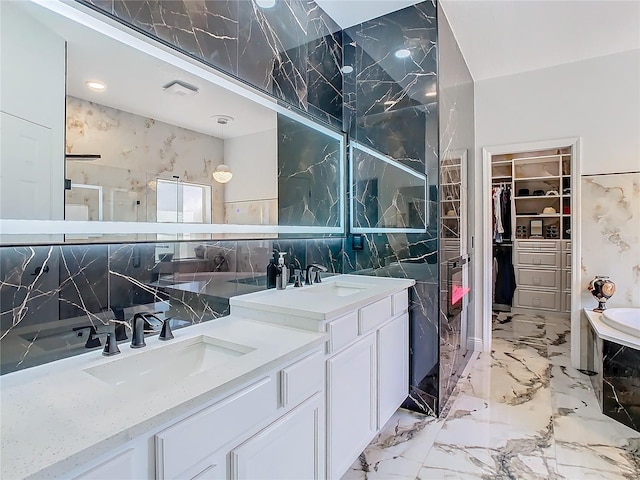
(394, 49, 411, 59)
(341, 65, 354, 74)
(255, 0, 276, 8)
(425, 91, 437, 97)
(86, 81, 106, 91)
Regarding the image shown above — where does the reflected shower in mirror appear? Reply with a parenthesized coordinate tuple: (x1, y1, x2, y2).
(350, 142, 427, 233)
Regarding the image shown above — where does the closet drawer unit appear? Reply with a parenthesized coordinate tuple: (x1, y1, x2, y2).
(562, 241, 571, 252)
(562, 269, 571, 289)
(516, 268, 560, 289)
(516, 250, 560, 268)
(562, 292, 571, 312)
(515, 240, 559, 251)
(514, 289, 560, 311)
(562, 251, 571, 268)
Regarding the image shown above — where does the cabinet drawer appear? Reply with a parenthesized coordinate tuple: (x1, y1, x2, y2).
(562, 269, 571, 289)
(72, 449, 134, 480)
(562, 251, 571, 268)
(392, 291, 409, 315)
(280, 351, 324, 408)
(516, 250, 559, 267)
(156, 377, 276, 479)
(327, 311, 358, 354)
(562, 241, 571, 251)
(514, 289, 559, 311)
(516, 268, 560, 288)
(515, 240, 559, 251)
(359, 296, 393, 334)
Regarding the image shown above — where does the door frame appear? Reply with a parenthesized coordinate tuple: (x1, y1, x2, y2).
(480, 137, 582, 367)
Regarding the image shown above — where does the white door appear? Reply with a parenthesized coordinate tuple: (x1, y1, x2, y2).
(0, 112, 55, 219)
(230, 393, 323, 480)
(377, 314, 409, 428)
(326, 333, 377, 479)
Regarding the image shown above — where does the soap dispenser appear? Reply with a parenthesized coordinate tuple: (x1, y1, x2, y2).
(266, 252, 278, 289)
(276, 252, 288, 290)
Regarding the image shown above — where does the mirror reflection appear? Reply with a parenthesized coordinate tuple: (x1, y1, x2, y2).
(0, 1, 343, 240)
(350, 142, 427, 233)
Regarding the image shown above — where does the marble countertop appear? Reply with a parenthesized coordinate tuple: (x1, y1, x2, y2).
(0, 317, 325, 479)
(230, 274, 415, 323)
(583, 308, 640, 349)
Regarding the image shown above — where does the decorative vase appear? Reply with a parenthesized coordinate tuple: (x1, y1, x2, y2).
(588, 276, 616, 312)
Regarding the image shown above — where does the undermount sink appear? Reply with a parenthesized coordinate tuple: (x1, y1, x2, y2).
(84, 335, 255, 391)
(303, 281, 371, 297)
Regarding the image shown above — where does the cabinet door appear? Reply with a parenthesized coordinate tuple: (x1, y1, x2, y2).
(377, 314, 408, 428)
(327, 333, 376, 479)
(230, 393, 323, 480)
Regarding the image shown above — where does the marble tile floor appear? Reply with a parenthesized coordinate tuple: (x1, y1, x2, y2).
(342, 312, 640, 479)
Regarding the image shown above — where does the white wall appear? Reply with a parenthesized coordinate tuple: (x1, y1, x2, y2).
(223, 129, 278, 203)
(475, 50, 639, 175)
(474, 49, 640, 367)
(0, 2, 65, 221)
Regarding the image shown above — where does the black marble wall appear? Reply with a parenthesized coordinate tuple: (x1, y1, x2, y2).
(602, 340, 639, 432)
(81, 0, 343, 128)
(0, 238, 343, 374)
(341, 2, 441, 415)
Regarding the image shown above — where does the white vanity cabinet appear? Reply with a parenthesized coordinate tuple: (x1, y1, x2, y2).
(230, 277, 412, 480)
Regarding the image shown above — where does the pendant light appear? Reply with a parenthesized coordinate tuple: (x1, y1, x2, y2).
(212, 116, 233, 184)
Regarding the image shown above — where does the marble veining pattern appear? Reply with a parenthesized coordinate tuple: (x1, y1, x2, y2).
(342, 312, 640, 480)
(83, 0, 343, 126)
(580, 173, 640, 307)
(0, 238, 343, 374)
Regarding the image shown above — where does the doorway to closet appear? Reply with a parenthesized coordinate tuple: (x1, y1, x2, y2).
(481, 138, 580, 360)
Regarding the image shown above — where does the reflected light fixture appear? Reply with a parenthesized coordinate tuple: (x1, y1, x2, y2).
(256, 0, 276, 8)
(86, 80, 106, 91)
(212, 115, 234, 184)
(425, 90, 437, 98)
(341, 65, 354, 74)
(394, 48, 411, 59)
(213, 164, 233, 184)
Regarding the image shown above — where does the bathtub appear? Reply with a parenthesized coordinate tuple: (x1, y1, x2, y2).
(600, 308, 640, 338)
(583, 307, 639, 432)
(584, 307, 640, 350)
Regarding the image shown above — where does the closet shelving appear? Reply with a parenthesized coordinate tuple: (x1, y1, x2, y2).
(491, 148, 572, 314)
(441, 159, 462, 240)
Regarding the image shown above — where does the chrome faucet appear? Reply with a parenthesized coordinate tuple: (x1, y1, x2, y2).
(305, 264, 328, 285)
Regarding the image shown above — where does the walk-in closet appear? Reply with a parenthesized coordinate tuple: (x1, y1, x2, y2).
(491, 148, 573, 315)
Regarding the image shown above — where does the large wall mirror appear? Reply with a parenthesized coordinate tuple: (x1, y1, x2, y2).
(350, 142, 427, 233)
(0, 0, 345, 244)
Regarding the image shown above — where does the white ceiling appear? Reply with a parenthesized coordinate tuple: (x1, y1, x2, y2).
(22, 2, 277, 139)
(317, 0, 640, 82)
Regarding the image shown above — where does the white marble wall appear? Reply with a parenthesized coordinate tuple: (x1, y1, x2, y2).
(580, 172, 640, 308)
(65, 96, 225, 223)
